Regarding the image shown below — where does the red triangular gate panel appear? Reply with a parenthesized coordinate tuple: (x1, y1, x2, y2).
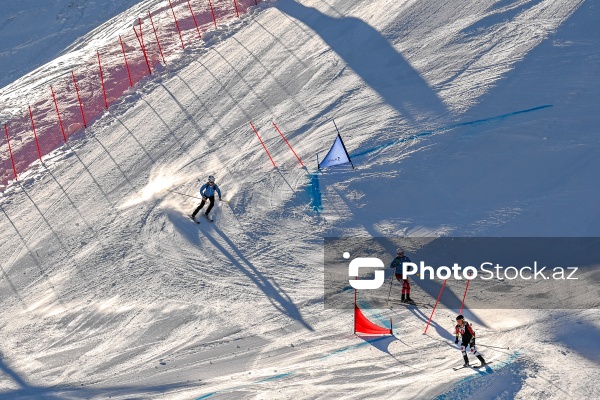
(354, 304, 392, 335)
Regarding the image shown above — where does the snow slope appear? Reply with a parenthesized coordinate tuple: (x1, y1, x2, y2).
(1, 0, 599, 399)
(0, 0, 143, 89)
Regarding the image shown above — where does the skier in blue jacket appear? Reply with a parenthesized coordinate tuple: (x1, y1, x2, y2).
(191, 175, 222, 221)
(390, 248, 414, 303)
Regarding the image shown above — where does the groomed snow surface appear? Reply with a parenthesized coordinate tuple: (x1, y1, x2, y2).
(1, 0, 599, 399)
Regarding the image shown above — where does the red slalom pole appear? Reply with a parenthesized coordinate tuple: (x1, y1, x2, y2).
(233, 0, 239, 18)
(119, 35, 133, 87)
(50, 85, 67, 142)
(459, 279, 471, 314)
(28, 105, 43, 162)
(148, 11, 166, 64)
(71, 71, 87, 127)
(97, 51, 108, 109)
(4, 124, 18, 180)
(133, 19, 152, 75)
(168, 0, 185, 49)
(208, 0, 217, 29)
(250, 122, 276, 167)
(186, 0, 202, 38)
(272, 121, 304, 167)
(424, 279, 447, 334)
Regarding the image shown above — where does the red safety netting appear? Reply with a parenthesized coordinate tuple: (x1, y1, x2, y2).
(1, 0, 264, 188)
(211, 0, 239, 25)
(236, 0, 258, 16)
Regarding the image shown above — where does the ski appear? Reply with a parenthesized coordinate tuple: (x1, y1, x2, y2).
(388, 300, 427, 307)
(452, 365, 470, 371)
(453, 361, 493, 371)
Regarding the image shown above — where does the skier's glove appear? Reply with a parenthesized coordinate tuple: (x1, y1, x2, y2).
(202, 196, 207, 201)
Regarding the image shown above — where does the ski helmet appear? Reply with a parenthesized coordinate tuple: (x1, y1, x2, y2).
(208, 175, 215, 183)
(456, 314, 464, 321)
(397, 247, 404, 254)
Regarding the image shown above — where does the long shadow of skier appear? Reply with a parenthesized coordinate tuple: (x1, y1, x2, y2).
(165, 209, 202, 247)
(202, 225, 313, 331)
(275, 0, 448, 126)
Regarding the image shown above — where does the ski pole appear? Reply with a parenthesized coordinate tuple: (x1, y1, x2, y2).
(166, 189, 203, 200)
(477, 343, 510, 350)
(387, 273, 394, 301)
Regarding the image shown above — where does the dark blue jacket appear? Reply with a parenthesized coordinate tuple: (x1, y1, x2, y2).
(390, 255, 411, 274)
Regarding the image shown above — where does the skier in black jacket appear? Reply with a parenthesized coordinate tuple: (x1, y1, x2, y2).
(455, 314, 487, 367)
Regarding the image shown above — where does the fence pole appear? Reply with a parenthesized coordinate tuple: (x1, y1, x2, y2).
(28, 105, 43, 162)
(119, 35, 133, 87)
(71, 71, 87, 127)
(272, 121, 304, 167)
(97, 51, 108, 109)
(424, 279, 447, 334)
(138, 18, 146, 50)
(208, 0, 217, 29)
(4, 124, 18, 180)
(250, 122, 276, 167)
(233, 0, 239, 18)
(148, 11, 166, 64)
(138, 18, 151, 74)
(186, 0, 202, 37)
(50, 85, 67, 142)
(168, 0, 185, 49)
(133, 19, 152, 75)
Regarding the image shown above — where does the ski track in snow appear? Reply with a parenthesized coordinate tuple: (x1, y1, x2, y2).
(1, 0, 600, 399)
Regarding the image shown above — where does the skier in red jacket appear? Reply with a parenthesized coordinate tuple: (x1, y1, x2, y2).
(455, 314, 487, 367)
